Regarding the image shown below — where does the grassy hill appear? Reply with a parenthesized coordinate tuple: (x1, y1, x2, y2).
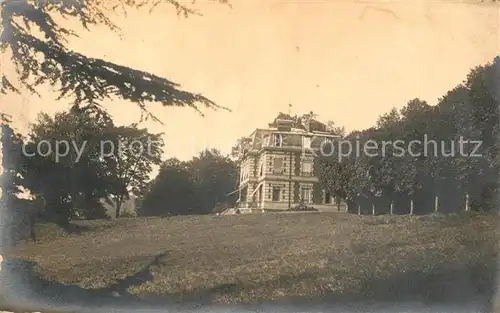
(3, 212, 498, 306)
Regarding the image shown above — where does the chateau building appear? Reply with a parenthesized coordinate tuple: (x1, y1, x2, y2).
(236, 118, 344, 213)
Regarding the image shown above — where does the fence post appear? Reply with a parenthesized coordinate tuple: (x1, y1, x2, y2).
(390, 202, 394, 215)
(410, 199, 414, 215)
(465, 193, 470, 212)
(357, 204, 361, 216)
(372, 203, 375, 216)
(434, 196, 439, 213)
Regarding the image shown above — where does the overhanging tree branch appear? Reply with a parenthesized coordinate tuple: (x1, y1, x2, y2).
(1, 0, 230, 122)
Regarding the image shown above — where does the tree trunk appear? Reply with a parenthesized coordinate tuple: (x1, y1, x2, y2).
(45, 194, 71, 229)
(115, 196, 123, 218)
(29, 211, 36, 242)
(55, 203, 72, 231)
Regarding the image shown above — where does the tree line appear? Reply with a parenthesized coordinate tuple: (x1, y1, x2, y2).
(1, 0, 230, 242)
(1, 106, 164, 228)
(140, 150, 239, 216)
(0, 0, 498, 241)
(2, 57, 498, 236)
(1, 106, 239, 235)
(318, 57, 499, 215)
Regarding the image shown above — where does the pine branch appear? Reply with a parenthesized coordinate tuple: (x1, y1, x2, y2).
(1, 0, 231, 122)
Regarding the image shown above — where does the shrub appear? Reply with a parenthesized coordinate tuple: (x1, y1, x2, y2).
(119, 211, 136, 218)
(287, 201, 318, 212)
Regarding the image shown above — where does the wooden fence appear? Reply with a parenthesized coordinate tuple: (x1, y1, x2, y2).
(356, 193, 471, 216)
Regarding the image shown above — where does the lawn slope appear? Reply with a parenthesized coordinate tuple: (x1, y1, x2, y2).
(3, 212, 498, 305)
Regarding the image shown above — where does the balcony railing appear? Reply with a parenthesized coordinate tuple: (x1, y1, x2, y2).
(265, 169, 316, 177)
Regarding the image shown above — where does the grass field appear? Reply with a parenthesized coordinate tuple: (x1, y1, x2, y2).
(3, 212, 499, 306)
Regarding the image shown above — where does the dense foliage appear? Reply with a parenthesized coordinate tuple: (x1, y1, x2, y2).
(1, 106, 164, 230)
(318, 58, 499, 214)
(0, 0, 227, 241)
(0, 0, 228, 121)
(140, 149, 239, 216)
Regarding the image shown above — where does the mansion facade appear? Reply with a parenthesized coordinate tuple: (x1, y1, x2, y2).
(236, 118, 345, 213)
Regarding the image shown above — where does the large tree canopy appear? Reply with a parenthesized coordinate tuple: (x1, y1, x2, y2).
(0, 105, 165, 230)
(318, 58, 499, 214)
(0, 0, 229, 121)
(140, 149, 238, 216)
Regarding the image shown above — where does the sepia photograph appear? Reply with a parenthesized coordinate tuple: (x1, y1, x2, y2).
(0, 0, 499, 312)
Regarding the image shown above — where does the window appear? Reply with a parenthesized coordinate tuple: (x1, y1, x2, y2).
(274, 134, 282, 147)
(303, 136, 311, 149)
(273, 158, 284, 174)
(272, 187, 281, 201)
(263, 135, 270, 147)
(301, 188, 312, 203)
(302, 162, 313, 176)
(259, 163, 263, 176)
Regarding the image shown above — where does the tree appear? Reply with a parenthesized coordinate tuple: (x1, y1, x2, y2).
(140, 158, 194, 216)
(19, 106, 168, 221)
(0, 0, 229, 121)
(107, 125, 164, 217)
(318, 153, 352, 203)
(140, 149, 238, 216)
(189, 149, 238, 214)
(317, 58, 499, 214)
(0, 112, 12, 125)
(1, 122, 33, 244)
(376, 108, 400, 129)
(19, 106, 122, 225)
(326, 120, 345, 137)
(230, 136, 253, 161)
(0, 121, 24, 197)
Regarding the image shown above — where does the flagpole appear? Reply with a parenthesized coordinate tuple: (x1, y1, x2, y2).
(289, 44, 299, 118)
(287, 99, 292, 210)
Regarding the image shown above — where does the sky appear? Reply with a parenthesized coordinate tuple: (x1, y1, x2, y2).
(2, 0, 499, 161)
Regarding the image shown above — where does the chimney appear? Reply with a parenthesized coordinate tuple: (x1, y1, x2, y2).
(275, 119, 293, 132)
